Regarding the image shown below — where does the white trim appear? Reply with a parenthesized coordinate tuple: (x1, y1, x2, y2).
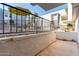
(0, 32, 51, 40)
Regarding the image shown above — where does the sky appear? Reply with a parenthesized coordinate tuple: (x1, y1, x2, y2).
(5, 3, 68, 16)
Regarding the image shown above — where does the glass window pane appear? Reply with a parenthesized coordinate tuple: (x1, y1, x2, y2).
(32, 15, 36, 32)
(0, 4, 3, 33)
(11, 12, 16, 32)
(36, 17, 41, 32)
(17, 11, 21, 32)
(4, 6, 10, 33)
(26, 15, 29, 31)
(22, 12, 26, 32)
(43, 20, 50, 31)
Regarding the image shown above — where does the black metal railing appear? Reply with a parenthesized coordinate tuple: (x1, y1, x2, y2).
(0, 3, 52, 35)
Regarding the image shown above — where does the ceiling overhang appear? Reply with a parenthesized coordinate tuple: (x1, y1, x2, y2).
(31, 3, 66, 11)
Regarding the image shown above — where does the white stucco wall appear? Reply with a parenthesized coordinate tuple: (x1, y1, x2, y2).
(0, 31, 56, 55)
(76, 17, 79, 43)
(41, 9, 67, 21)
(56, 32, 77, 42)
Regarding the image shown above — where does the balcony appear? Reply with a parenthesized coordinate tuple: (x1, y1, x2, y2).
(0, 3, 78, 56)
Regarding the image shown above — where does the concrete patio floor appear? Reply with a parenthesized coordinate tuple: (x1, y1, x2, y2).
(37, 39, 79, 56)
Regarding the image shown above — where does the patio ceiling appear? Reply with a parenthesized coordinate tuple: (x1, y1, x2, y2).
(31, 3, 66, 11)
(72, 3, 79, 8)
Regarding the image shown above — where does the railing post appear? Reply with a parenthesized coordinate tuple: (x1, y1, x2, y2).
(25, 16, 26, 32)
(35, 17, 37, 33)
(21, 12, 22, 32)
(3, 4, 4, 34)
(10, 7, 12, 33)
(16, 10, 18, 33)
(28, 15, 30, 32)
(41, 19, 43, 32)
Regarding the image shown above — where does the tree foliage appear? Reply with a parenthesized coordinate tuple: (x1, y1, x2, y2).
(65, 8, 68, 14)
(8, 6, 31, 16)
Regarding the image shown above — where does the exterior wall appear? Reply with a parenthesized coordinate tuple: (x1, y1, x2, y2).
(0, 31, 56, 56)
(72, 6, 79, 43)
(56, 32, 77, 42)
(41, 9, 67, 21)
(41, 9, 67, 31)
(0, 9, 3, 25)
